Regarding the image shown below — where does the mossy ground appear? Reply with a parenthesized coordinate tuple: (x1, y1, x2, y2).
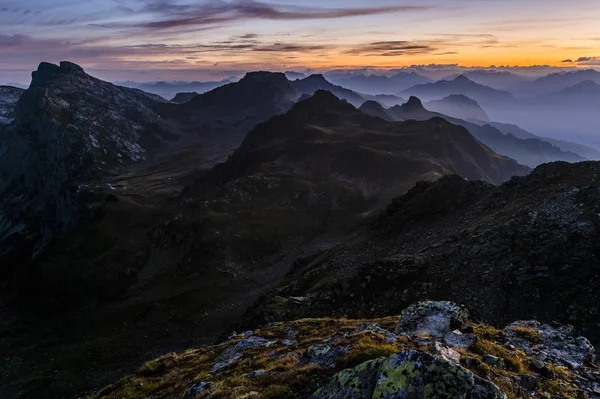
(94, 320, 590, 399)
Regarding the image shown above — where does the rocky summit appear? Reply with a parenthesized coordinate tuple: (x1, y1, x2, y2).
(94, 301, 599, 399)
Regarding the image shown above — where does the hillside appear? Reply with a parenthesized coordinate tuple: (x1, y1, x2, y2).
(95, 300, 598, 399)
(244, 162, 600, 346)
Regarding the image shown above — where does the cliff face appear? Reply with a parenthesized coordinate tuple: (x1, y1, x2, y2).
(0, 85, 24, 124)
(0, 62, 166, 287)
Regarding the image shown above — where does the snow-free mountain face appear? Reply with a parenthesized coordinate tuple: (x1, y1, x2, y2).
(0, 85, 24, 124)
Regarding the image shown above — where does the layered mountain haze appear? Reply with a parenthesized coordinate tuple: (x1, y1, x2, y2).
(327, 72, 432, 95)
(117, 79, 232, 101)
(401, 75, 516, 110)
(425, 94, 490, 122)
(202, 90, 528, 206)
(381, 96, 588, 167)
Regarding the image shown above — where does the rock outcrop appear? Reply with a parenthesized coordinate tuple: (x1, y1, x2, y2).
(93, 301, 599, 399)
(0, 85, 24, 123)
(0, 61, 166, 286)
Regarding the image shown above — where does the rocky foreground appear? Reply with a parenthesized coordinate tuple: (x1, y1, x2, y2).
(94, 301, 599, 399)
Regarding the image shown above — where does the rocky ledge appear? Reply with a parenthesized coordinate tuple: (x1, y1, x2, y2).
(94, 301, 599, 399)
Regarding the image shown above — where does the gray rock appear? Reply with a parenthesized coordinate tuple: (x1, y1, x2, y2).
(430, 341, 461, 364)
(483, 354, 505, 369)
(310, 349, 506, 399)
(505, 320, 595, 369)
(444, 330, 477, 349)
(211, 336, 277, 373)
(182, 381, 211, 398)
(519, 375, 539, 391)
(531, 358, 545, 369)
(282, 339, 297, 346)
(354, 323, 398, 343)
(395, 301, 470, 340)
(302, 344, 348, 368)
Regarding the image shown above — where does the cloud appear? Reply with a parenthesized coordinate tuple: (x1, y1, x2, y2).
(102, 0, 430, 30)
(346, 41, 435, 57)
(562, 56, 600, 66)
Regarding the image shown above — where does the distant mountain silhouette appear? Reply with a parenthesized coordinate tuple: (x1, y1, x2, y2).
(205, 90, 529, 209)
(156, 71, 298, 152)
(425, 94, 490, 121)
(328, 72, 432, 95)
(117, 79, 232, 100)
(444, 70, 528, 91)
(358, 100, 394, 121)
(362, 94, 406, 107)
(170, 92, 198, 103)
(494, 79, 600, 145)
(402, 75, 515, 108)
(289, 74, 365, 106)
(480, 120, 600, 160)
(512, 69, 600, 97)
(385, 96, 584, 167)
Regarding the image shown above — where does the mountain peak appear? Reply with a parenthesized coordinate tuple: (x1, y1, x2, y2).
(306, 73, 329, 83)
(300, 89, 342, 105)
(291, 89, 356, 116)
(402, 96, 424, 110)
(452, 75, 474, 83)
(241, 71, 288, 84)
(31, 61, 86, 87)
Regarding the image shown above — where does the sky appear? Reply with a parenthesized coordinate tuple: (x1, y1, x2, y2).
(1, 0, 600, 83)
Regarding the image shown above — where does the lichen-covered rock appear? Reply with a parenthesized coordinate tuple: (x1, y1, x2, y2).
(211, 336, 276, 373)
(303, 343, 348, 368)
(504, 320, 595, 369)
(395, 301, 470, 339)
(310, 349, 506, 399)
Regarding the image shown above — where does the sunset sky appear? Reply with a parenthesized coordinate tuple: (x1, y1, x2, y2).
(1, 0, 600, 83)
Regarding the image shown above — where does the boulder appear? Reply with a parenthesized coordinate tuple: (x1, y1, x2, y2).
(504, 321, 595, 369)
(395, 301, 470, 339)
(310, 349, 506, 399)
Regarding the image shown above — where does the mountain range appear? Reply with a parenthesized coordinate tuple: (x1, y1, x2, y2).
(401, 75, 516, 108)
(117, 79, 233, 100)
(369, 96, 585, 167)
(326, 71, 432, 95)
